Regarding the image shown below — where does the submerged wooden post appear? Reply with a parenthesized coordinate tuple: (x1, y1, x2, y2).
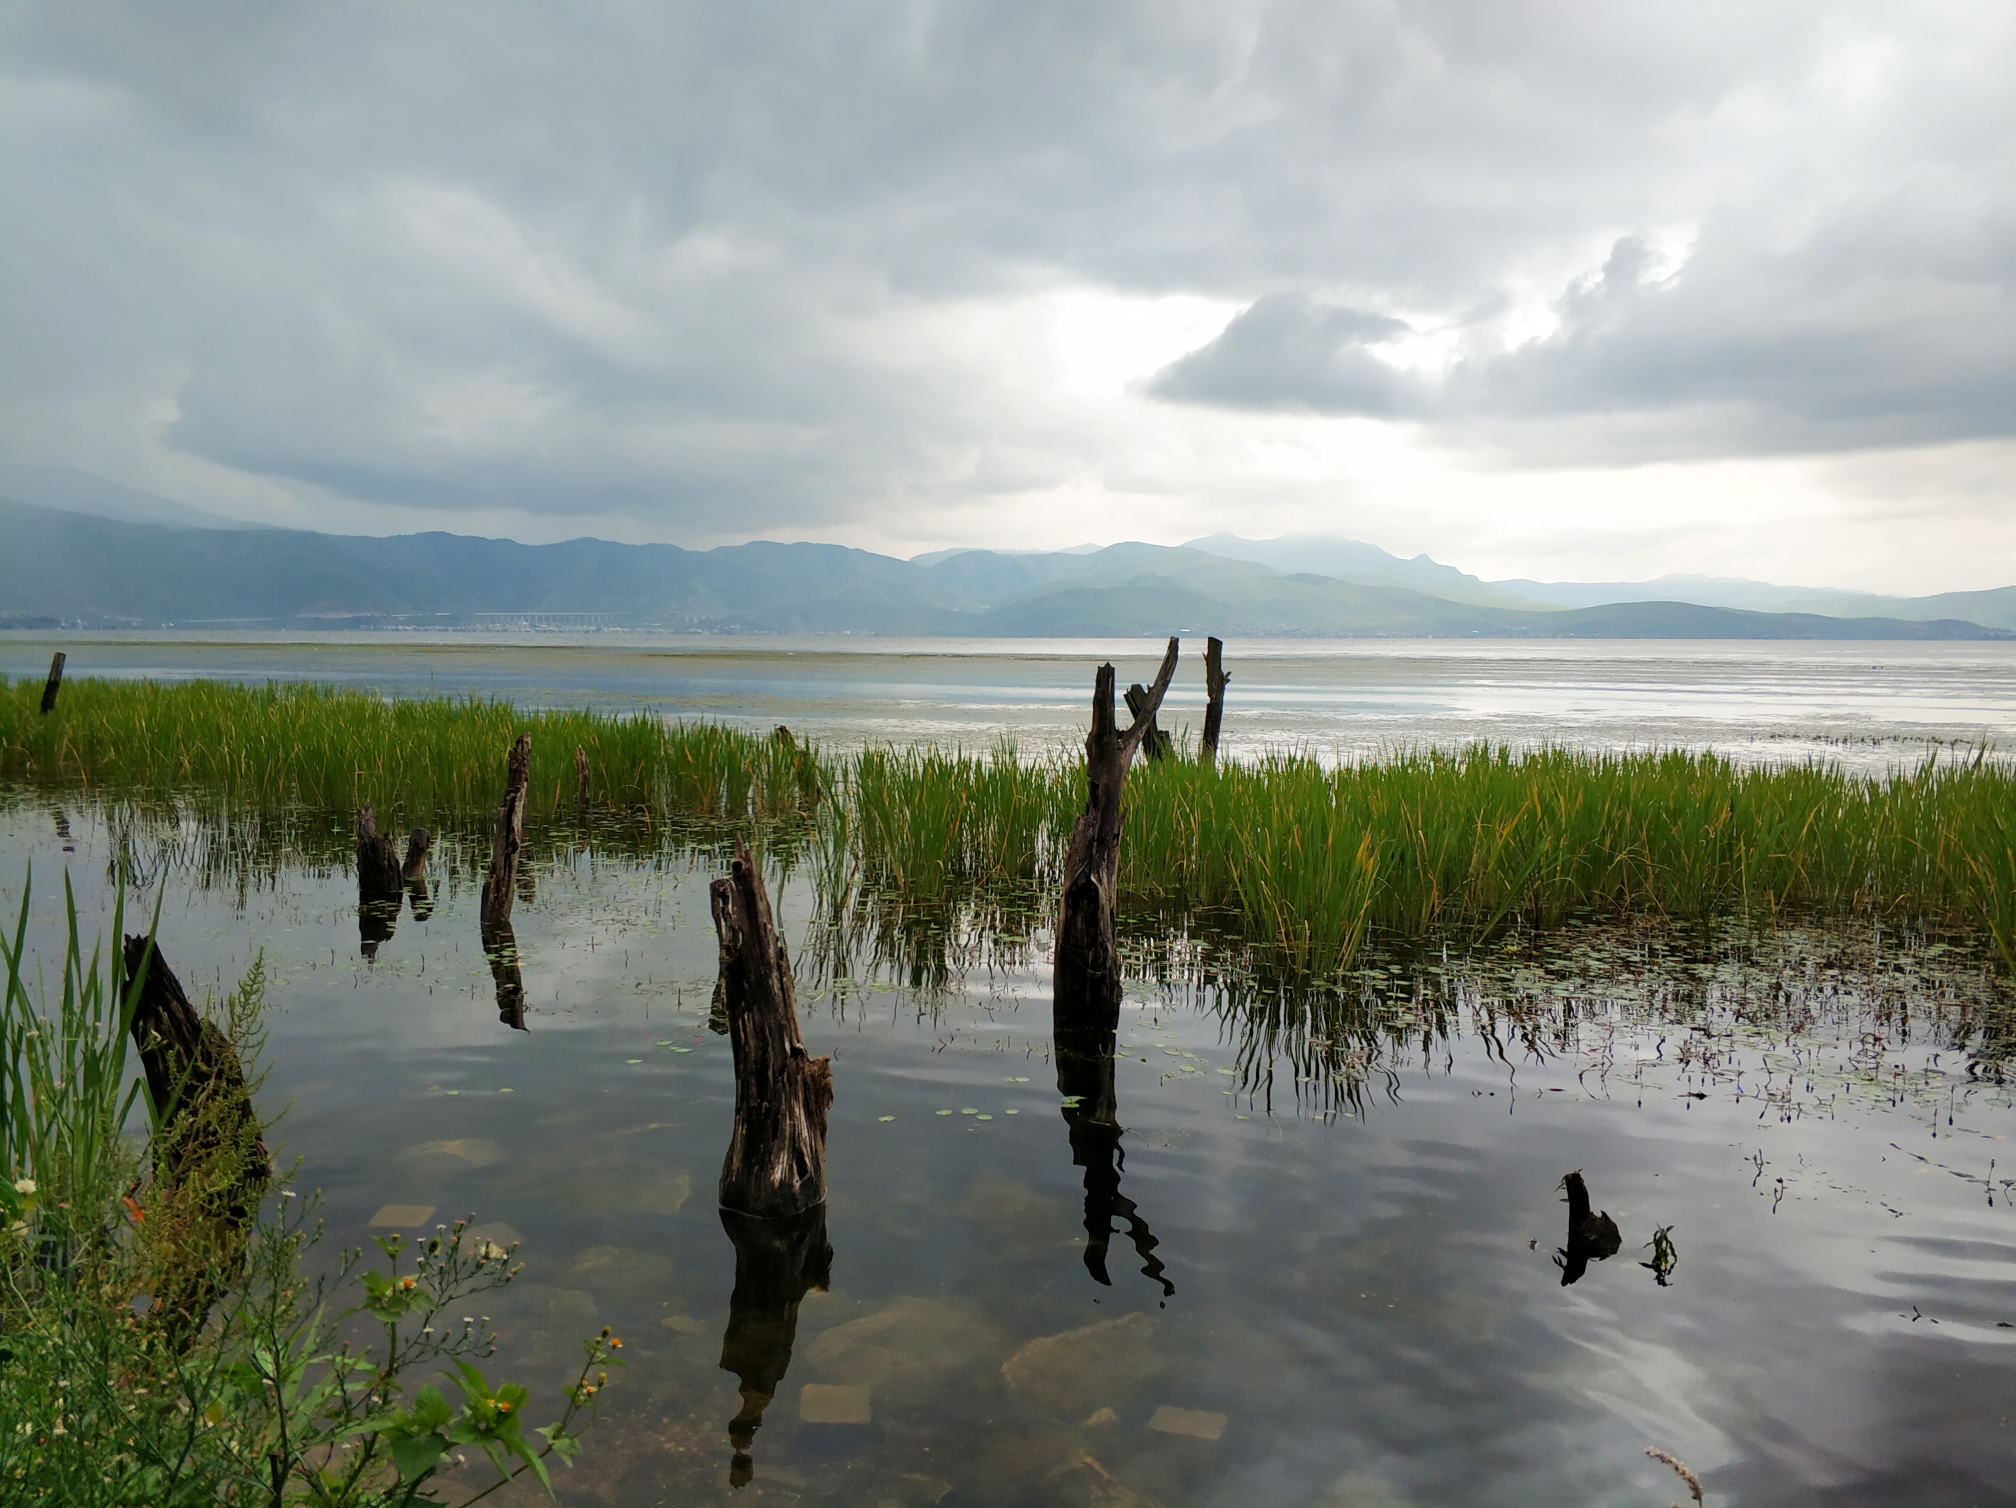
(1201, 636, 1229, 768)
(122, 937, 272, 1340)
(1122, 683, 1172, 762)
(1055, 637, 1180, 1013)
(710, 838, 832, 1218)
(480, 734, 532, 929)
(39, 652, 65, 715)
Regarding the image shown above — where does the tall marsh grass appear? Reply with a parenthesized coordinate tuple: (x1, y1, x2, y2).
(9, 674, 2016, 974)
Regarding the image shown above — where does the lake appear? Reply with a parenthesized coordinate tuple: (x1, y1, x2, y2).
(6, 632, 2016, 771)
(3, 635, 2014, 1505)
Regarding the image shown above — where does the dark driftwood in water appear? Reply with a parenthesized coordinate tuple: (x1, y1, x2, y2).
(480, 734, 532, 929)
(710, 838, 832, 1218)
(1054, 638, 1180, 1013)
(39, 652, 65, 715)
(1201, 636, 1229, 767)
(1555, 1169, 1621, 1286)
(574, 745, 591, 806)
(717, 1204, 832, 1488)
(122, 937, 271, 1340)
(1054, 1008, 1171, 1295)
(1123, 683, 1172, 762)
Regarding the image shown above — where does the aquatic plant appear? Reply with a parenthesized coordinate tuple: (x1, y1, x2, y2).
(0, 868, 620, 1503)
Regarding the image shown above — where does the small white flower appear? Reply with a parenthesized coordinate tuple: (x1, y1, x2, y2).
(14, 1178, 36, 1196)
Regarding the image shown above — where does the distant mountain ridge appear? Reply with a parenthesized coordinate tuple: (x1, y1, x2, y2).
(2, 496, 2005, 640)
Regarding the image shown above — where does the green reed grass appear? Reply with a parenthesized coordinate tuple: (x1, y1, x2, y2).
(1, 675, 821, 822)
(9, 675, 2016, 976)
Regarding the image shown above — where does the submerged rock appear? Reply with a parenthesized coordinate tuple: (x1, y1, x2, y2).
(1045, 1452, 1167, 1508)
(804, 1295, 1005, 1395)
(1001, 1312, 1165, 1419)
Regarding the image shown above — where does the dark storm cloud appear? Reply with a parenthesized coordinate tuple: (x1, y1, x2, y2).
(3, 0, 2012, 534)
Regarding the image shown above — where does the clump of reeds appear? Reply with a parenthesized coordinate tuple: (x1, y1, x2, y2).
(10, 675, 2016, 975)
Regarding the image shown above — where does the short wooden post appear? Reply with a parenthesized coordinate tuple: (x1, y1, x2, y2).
(1123, 683, 1172, 762)
(1201, 636, 1229, 767)
(39, 652, 65, 715)
(710, 838, 832, 1218)
(480, 734, 531, 929)
(574, 745, 591, 807)
(1054, 638, 1179, 1013)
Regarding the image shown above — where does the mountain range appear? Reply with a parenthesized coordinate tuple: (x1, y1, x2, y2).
(0, 468, 2008, 640)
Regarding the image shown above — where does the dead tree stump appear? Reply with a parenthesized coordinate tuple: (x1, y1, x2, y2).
(1201, 636, 1229, 767)
(717, 1204, 832, 1487)
(480, 733, 531, 929)
(122, 937, 271, 1340)
(574, 745, 591, 807)
(710, 838, 832, 1218)
(401, 827, 432, 880)
(356, 806, 405, 958)
(1123, 683, 1172, 762)
(1054, 638, 1180, 1014)
(39, 652, 64, 715)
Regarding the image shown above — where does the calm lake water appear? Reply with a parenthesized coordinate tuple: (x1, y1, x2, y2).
(2, 787, 2011, 1508)
(6, 632, 2016, 771)
(5, 634, 2015, 1503)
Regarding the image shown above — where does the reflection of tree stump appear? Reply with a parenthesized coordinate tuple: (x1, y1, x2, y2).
(1054, 1011, 1171, 1297)
(482, 919, 527, 1031)
(1201, 636, 1229, 768)
(122, 938, 271, 1342)
(1554, 1169, 1621, 1286)
(480, 734, 531, 930)
(711, 838, 832, 1217)
(1055, 639, 1179, 1014)
(717, 1205, 832, 1488)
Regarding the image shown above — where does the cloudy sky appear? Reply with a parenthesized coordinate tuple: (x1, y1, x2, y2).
(4, 0, 2013, 591)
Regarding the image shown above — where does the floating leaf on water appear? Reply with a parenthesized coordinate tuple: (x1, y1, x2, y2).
(1059, 1095, 1084, 1107)
(936, 1109, 953, 1116)
(498, 1087, 514, 1093)
(976, 1114, 993, 1121)
(670, 1047, 694, 1053)
(961, 1107, 978, 1115)
(625, 1058, 644, 1064)
(656, 1040, 675, 1045)
(1002, 1075, 1030, 1083)
(1005, 1109, 1020, 1115)
(878, 1115, 896, 1122)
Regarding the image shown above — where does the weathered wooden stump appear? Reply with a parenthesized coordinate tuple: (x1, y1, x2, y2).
(574, 744, 591, 808)
(717, 1204, 832, 1487)
(1123, 682, 1172, 762)
(122, 937, 271, 1340)
(356, 806, 405, 958)
(480, 733, 531, 929)
(403, 828, 435, 922)
(39, 652, 65, 715)
(1201, 636, 1229, 767)
(710, 838, 832, 1217)
(1054, 638, 1180, 1014)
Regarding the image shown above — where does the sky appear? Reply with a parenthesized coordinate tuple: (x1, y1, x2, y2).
(3, 0, 2014, 593)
